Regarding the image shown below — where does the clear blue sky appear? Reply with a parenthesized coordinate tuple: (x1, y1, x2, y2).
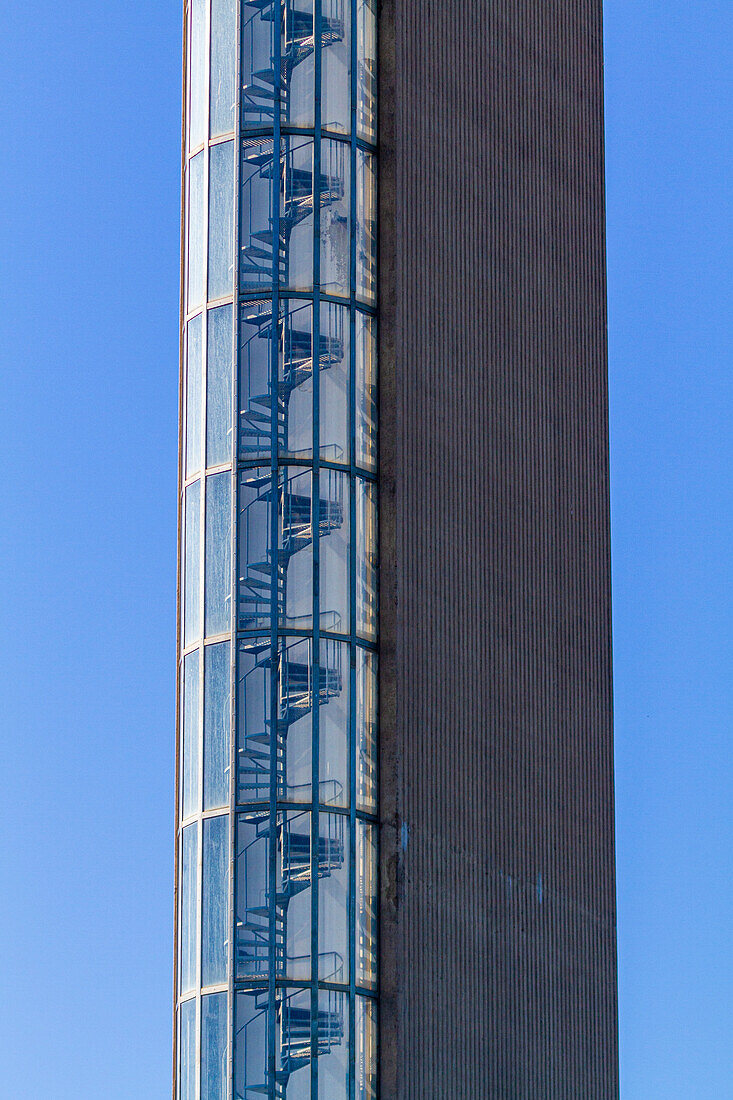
(0, 3, 730, 1097)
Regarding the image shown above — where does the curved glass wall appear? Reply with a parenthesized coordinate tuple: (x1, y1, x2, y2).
(178, 3, 377, 1098)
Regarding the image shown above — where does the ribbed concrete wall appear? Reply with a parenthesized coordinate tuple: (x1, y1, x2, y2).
(378, 2, 619, 1097)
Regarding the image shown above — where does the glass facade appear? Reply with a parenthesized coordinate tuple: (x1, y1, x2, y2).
(177, 2, 377, 1096)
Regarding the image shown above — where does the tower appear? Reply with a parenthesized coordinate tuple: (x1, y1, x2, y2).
(175, 2, 618, 1097)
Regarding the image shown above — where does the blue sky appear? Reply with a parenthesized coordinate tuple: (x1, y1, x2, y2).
(0, 2, 730, 1097)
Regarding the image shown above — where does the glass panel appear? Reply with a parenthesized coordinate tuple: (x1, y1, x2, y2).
(202, 992, 228, 1100)
(202, 814, 229, 986)
(318, 812, 349, 983)
(355, 996, 377, 1100)
(280, 468, 313, 629)
(182, 648, 201, 819)
(235, 813, 270, 980)
(278, 987, 313, 1083)
(319, 640, 348, 808)
(204, 641, 231, 809)
(239, 301, 274, 462)
(320, 138, 350, 298)
(318, 990, 348, 1099)
(282, 137, 314, 291)
(355, 310, 377, 471)
(356, 478, 377, 640)
(209, 140, 236, 300)
(185, 314, 203, 478)
(238, 470, 273, 632)
(180, 822, 199, 994)
(322, 0, 351, 134)
(282, 0, 315, 128)
(189, 0, 207, 151)
(234, 988, 268, 1099)
(356, 820, 377, 989)
(356, 648, 377, 814)
(179, 998, 197, 1100)
(319, 469, 349, 633)
(236, 639, 272, 804)
(187, 151, 205, 311)
(281, 300, 314, 460)
(356, 0, 377, 144)
(279, 637, 313, 801)
(319, 301, 349, 464)
(184, 480, 202, 647)
(241, 0, 275, 129)
(210, 0, 237, 136)
(356, 149, 376, 305)
(240, 138, 276, 292)
(207, 305, 234, 467)
(205, 472, 232, 637)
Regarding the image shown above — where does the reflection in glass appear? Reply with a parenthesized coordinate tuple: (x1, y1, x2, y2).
(355, 310, 377, 471)
(320, 139, 350, 298)
(209, 140, 236, 300)
(185, 314, 203, 478)
(356, 479, 377, 640)
(180, 823, 199, 994)
(207, 305, 234, 468)
(182, 648, 200, 819)
(205, 472, 232, 637)
(356, 820, 377, 989)
(202, 992, 228, 1100)
(356, 149, 377, 304)
(319, 813, 349, 983)
(356, 648, 377, 813)
(356, 996, 377, 1100)
(188, 0, 207, 150)
(204, 641, 230, 809)
(179, 997, 197, 1100)
(202, 814, 229, 986)
(184, 480, 202, 647)
(210, 0, 237, 137)
(187, 151, 205, 310)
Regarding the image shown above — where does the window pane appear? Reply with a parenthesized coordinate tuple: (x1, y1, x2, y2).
(207, 305, 234, 467)
(184, 480, 202, 647)
(185, 314, 203, 478)
(279, 811, 312, 980)
(179, 998, 197, 1100)
(278, 638, 313, 802)
(319, 301, 349, 464)
(208, 140, 235, 300)
(319, 470, 349, 634)
(202, 814, 229, 986)
(280, 468, 313, 629)
(202, 993, 228, 1100)
(356, 479, 377, 640)
(204, 641, 231, 809)
(356, 648, 377, 814)
(355, 311, 377, 471)
(236, 639, 273, 805)
(241, 0, 275, 129)
(282, 0, 314, 128)
(357, 0, 377, 144)
(318, 990, 348, 1099)
(234, 989, 268, 1098)
(180, 823, 199, 994)
(210, 0, 236, 136)
(238, 469, 273, 632)
(182, 648, 201, 819)
(189, 0, 207, 150)
(281, 300, 314, 460)
(239, 301, 274, 462)
(356, 820, 377, 989)
(187, 151, 205, 310)
(240, 138, 276, 293)
(235, 812, 270, 980)
(319, 640, 348, 808)
(282, 137, 314, 292)
(320, 139, 350, 298)
(322, 0, 350, 134)
(356, 996, 377, 1100)
(318, 813, 349, 983)
(356, 149, 376, 304)
(205, 472, 232, 637)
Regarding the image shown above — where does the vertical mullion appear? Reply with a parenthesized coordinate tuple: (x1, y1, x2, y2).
(311, 2, 323, 1097)
(348, 1, 358, 1095)
(268, 4, 283, 1097)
